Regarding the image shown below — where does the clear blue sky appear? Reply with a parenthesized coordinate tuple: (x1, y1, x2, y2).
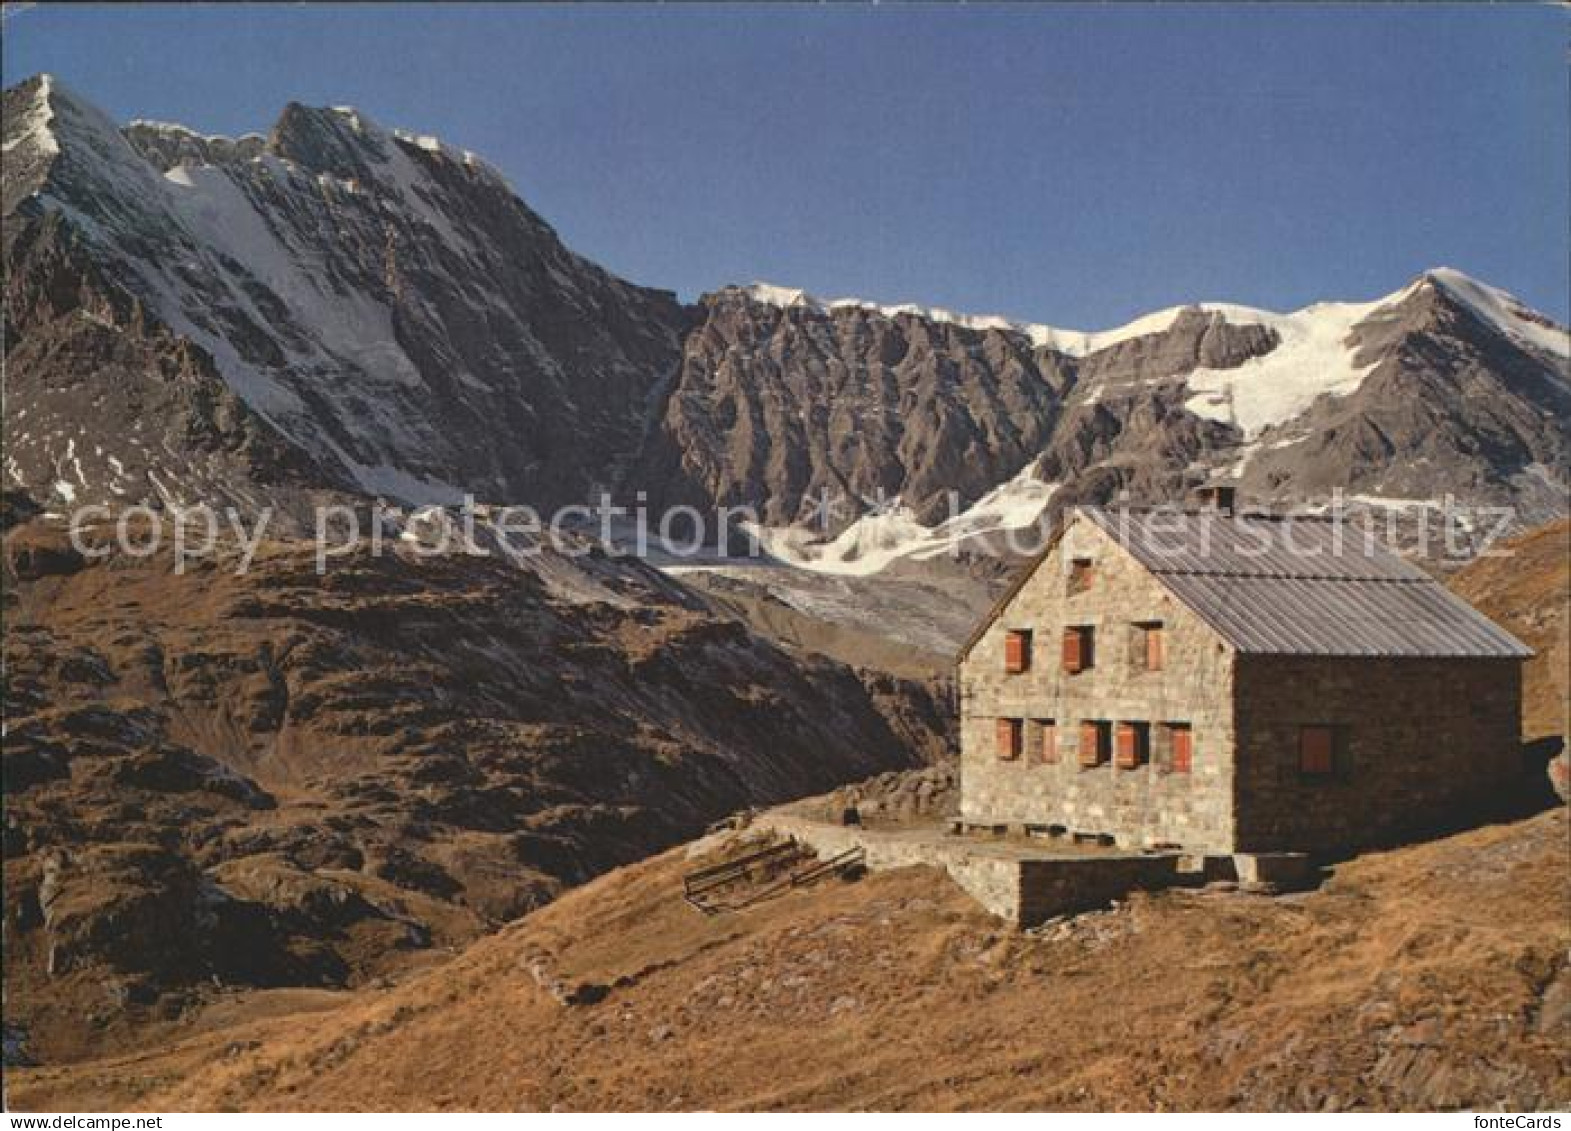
(5, 3, 1566, 326)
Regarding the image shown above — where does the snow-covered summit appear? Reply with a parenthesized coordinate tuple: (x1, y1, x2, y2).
(732, 280, 1367, 362)
(1424, 267, 1569, 360)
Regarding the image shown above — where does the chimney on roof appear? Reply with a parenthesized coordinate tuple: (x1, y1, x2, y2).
(1194, 484, 1237, 514)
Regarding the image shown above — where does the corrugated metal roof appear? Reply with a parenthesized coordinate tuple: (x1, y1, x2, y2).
(1081, 507, 1426, 581)
(1079, 507, 1532, 658)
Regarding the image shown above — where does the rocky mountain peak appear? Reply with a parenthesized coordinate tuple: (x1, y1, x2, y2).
(3, 75, 1565, 562)
(3, 74, 132, 211)
(2, 75, 690, 522)
(10, 74, 138, 168)
(122, 120, 267, 172)
(1417, 267, 1570, 363)
(265, 101, 391, 180)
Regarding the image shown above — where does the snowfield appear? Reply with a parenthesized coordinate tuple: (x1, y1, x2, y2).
(743, 464, 1058, 577)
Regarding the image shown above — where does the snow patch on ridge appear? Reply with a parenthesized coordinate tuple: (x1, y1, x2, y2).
(3, 74, 59, 157)
(734, 282, 1401, 363)
(161, 162, 425, 387)
(744, 463, 1057, 577)
(1426, 267, 1569, 361)
(127, 119, 264, 146)
(390, 128, 508, 186)
(738, 282, 1201, 358)
(1182, 284, 1419, 440)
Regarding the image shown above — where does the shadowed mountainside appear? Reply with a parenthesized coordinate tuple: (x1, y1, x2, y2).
(1, 517, 950, 1064)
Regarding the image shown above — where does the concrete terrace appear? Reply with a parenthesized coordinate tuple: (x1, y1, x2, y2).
(750, 809, 1311, 929)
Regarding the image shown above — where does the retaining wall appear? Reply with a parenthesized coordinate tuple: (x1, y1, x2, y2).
(756, 812, 1185, 928)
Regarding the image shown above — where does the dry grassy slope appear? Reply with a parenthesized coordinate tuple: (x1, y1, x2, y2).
(1, 518, 950, 1063)
(11, 807, 1567, 1112)
(1448, 519, 1570, 742)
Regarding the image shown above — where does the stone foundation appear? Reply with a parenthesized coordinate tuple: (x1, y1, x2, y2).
(755, 813, 1187, 928)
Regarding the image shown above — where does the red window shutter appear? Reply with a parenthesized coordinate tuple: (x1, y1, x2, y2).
(1145, 626, 1164, 671)
(1079, 722, 1102, 766)
(1062, 627, 1083, 673)
(1300, 726, 1334, 775)
(1115, 723, 1139, 769)
(1039, 721, 1057, 764)
(996, 718, 1022, 761)
(1004, 630, 1030, 673)
(1171, 726, 1193, 774)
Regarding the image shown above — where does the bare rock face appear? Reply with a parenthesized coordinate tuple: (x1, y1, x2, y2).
(634, 288, 1070, 529)
(3, 209, 335, 521)
(5, 75, 1567, 548)
(3, 76, 691, 522)
(1073, 307, 1281, 386)
(635, 291, 1289, 530)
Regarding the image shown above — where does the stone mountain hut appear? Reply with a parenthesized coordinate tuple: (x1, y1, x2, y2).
(955, 499, 1532, 856)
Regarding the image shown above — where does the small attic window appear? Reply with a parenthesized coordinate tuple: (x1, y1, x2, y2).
(1068, 557, 1095, 595)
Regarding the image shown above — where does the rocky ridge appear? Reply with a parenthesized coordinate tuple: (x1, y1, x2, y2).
(4, 75, 1567, 563)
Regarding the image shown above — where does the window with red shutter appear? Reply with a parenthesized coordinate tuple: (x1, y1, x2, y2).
(1168, 723, 1193, 774)
(996, 718, 1023, 761)
(1062, 626, 1093, 673)
(1145, 623, 1164, 671)
(1078, 720, 1108, 767)
(1004, 629, 1032, 674)
(1035, 719, 1057, 764)
(1130, 621, 1164, 671)
(1115, 722, 1149, 769)
(1299, 725, 1336, 777)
